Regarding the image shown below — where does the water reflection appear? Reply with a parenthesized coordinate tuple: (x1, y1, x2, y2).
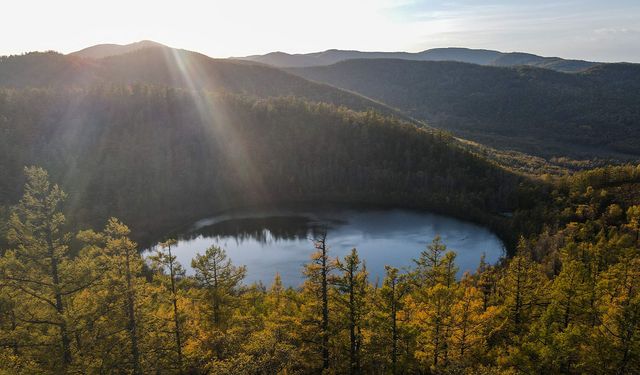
(181, 216, 336, 244)
(157, 208, 504, 287)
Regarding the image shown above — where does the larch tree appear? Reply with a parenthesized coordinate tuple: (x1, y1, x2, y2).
(332, 248, 369, 375)
(411, 236, 459, 372)
(370, 265, 411, 374)
(191, 245, 246, 329)
(589, 256, 640, 374)
(150, 238, 186, 374)
(301, 231, 334, 372)
(76, 218, 145, 375)
(449, 275, 502, 368)
(499, 239, 549, 337)
(0, 167, 93, 372)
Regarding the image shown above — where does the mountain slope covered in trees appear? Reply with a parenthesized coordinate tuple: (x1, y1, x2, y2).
(239, 47, 600, 72)
(0, 162, 638, 374)
(290, 59, 640, 159)
(69, 40, 168, 59)
(0, 47, 400, 118)
(0, 43, 639, 375)
(0, 87, 522, 246)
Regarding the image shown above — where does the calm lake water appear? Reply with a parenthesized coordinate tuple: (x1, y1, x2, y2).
(152, 207, 505, 286)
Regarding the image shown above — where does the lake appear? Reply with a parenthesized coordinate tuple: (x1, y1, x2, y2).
(152, 207, 505, 286)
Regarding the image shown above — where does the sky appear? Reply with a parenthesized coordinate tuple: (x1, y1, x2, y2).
(1, 0, 639, 62)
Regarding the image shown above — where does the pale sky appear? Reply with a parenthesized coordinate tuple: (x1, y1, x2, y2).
(2, 0, 639, 62)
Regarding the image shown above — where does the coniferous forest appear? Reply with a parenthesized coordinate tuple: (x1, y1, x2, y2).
(1, 23, 640, 374)
(0, 86, 521, 246)
(1, 163, 639, 374)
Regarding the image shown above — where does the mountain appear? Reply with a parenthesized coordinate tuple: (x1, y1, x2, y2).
(0, 46, 400, 118)
(69, 40, 167, 59)
(238, 47, 600, 73)
(0, 43, 529, 245)
(289, 59, 640, 159)
(0, 88, 521, 245)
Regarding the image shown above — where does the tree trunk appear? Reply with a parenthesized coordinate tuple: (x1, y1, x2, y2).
(391, 278, 398, 375)
(47, 227, 72, 366)
(168, 245, 184, 374)
(125, 250, 142, 375)
(320, 237, 330, 371)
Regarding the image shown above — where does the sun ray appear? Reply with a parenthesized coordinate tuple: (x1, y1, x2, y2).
(162, 48, 271, 210)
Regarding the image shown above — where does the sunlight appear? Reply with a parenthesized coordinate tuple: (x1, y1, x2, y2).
(163, 48, 271, 208)
(2, 1, 639, 372)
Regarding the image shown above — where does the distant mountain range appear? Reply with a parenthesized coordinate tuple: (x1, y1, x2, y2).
(238, 47, 600, 73)
(0, 45, 400, 118)
(69, 40, 168, 59)
(289, 59, 640, 158)
(2, 40, 638, 159)
(68, 41, 601, 73)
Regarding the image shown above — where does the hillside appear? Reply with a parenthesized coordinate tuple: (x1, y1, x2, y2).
(0, 47, 400, 118)
(0, 87, 522, 245)
(289, 59, 640, 159)
(69, 40, 167, 59)
(239, 47, 600, 72)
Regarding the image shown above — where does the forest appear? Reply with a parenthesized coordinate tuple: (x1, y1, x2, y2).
(239, 47, 598, 73)
(0, 43, 639, 374)
(290, 60, 640, 158)
(0, 163, 638, 374)
(0, 86, 522, 248)
(0, 49, 400, 120)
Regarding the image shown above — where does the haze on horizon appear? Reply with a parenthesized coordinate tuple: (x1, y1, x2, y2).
(2, 0, 639, 62)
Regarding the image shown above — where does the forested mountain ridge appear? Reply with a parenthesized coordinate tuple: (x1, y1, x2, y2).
(239, 46, 600, 72)
(67, 41, 601, 73)
(69, 40, 168, 59)
(0, 87, 523, 247)
(0, 47, 401, 119)
(8, 45, 637, 162)
(289, 59, 640, 159)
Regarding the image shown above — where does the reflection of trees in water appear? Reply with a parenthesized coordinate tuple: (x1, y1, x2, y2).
(180, 216, 343, 244)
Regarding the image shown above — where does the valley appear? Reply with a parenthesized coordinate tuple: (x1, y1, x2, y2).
(0, 36, 639, 374)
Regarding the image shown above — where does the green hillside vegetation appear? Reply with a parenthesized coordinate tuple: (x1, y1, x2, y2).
(0, 86, 522, 247)
(0, 164, 638, 374)
(290, 59, 640, 159)
(0, 48, 400, 118)
(239, 47, 599, 72)
(0, 44, 638, 374)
